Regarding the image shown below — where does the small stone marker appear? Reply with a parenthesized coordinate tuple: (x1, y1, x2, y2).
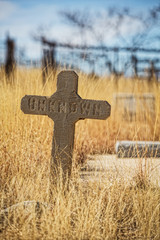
(113, 93, 155, 121)
(21, 71, 111, 179)
(0, 201, 52, 232)
(116, 141, 160, 158)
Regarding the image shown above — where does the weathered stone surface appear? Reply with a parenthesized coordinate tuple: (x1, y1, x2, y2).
(21, 70, 111, 178)
(0, 201, 52, 232)
(80, 154, 160, 187)
(113, 93, 155, 121)
(116, 141, 160, 158)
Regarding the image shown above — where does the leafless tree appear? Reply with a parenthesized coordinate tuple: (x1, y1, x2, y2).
(60, 3, 160, 48)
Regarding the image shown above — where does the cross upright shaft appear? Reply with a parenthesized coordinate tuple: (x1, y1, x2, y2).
(21, 70, 111, 179)
(49, 71, 80, 177)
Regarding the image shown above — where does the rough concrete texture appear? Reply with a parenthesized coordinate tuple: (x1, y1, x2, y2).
(116, 141, 160, 158)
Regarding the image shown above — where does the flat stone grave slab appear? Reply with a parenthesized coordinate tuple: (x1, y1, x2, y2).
(80, 154, 160, 186)
(113, 93, 155, 121)
(116, 141, 160, 158)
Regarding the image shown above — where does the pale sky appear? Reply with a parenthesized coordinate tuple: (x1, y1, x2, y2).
(0, 0, 160, 61)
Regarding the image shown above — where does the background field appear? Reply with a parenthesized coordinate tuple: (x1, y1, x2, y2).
(0, 68, 160, 239)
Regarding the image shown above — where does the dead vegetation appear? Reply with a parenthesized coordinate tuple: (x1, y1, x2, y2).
(0, 68, 160, 239)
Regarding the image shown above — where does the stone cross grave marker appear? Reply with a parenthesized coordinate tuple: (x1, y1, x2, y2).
(21, 71, 111, 179)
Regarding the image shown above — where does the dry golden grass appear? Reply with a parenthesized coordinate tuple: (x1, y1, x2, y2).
(0, 67, 160, 239)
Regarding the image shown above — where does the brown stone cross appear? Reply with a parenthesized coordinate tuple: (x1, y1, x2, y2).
(21, 71, 111, 179)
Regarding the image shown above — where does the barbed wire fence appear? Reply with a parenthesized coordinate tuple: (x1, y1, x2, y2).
(1, 35, 160, 83)
(39, 36, 160, 82)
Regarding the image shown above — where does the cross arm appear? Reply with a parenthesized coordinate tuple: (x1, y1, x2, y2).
(78, 99, 111, 120)
(21, 95, 48, 115)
